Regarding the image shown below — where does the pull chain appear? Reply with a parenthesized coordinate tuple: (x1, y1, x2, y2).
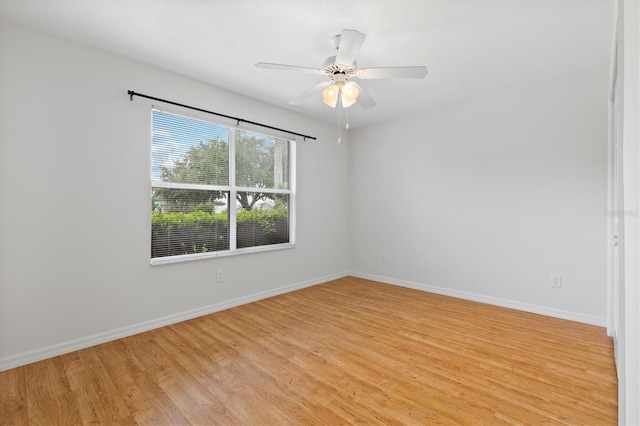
(337, 99, 342, 143)
(346, 106, 350, 130)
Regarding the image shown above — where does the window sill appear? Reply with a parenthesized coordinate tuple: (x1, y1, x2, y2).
(150, 243, 296, 266)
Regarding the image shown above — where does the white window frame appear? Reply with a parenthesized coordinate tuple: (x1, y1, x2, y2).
(150, 109, 296, 265)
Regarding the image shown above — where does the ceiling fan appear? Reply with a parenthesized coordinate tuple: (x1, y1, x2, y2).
(256, 29, 428, 110)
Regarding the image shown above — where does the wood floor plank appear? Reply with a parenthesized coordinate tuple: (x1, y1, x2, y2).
(216, 306, 412, 424)
(198, 314, 340, 424)
(124, 328, 241, 425)
(98, 336, 190, 425)
(0, 277, 617, 424)
(224, 301, 424, 424)
(247, 298, 473, 423)
(24, 357, 83, 425)
(261, 289, 544, 423)
(306, 287, 613, 406)
(61, 348, 134, 424)
(258, 280, 615, 418)
(0, 365, 28, 426)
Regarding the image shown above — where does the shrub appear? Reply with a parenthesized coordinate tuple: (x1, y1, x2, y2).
(151, 208, 288, 258)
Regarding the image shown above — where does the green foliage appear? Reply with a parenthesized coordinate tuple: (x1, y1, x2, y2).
(151, 208, 287, 228)
(162, 138, 229, 185)
(153, 138, 229, 212)
(237, 206, 288, 234)
(151, 210, 227, 228)
(151, 208, 289, 258)
(153, 132, 289, 212)
(235, 131, 279, 210)
(195, 201, 224, 214)
(235, 131, 274, 188)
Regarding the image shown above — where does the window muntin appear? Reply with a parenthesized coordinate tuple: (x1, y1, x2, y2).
(151, 109, 294, 263)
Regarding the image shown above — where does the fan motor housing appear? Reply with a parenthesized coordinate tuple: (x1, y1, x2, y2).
(323, 55, 357, 79)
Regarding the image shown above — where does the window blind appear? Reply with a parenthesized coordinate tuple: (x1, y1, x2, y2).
(151, 109, 293, 263)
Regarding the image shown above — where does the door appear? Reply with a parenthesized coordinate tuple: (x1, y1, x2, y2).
(607, 37, 624, 345)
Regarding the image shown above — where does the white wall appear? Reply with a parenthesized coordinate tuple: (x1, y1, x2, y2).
(349, 75, 609, 324)
(0, 21, 350, 369)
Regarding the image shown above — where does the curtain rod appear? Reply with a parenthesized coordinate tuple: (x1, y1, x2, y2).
(127, 90, 316, 141)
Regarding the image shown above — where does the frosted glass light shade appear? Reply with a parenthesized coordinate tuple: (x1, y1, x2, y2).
(341, 82, 359, 107)
(322, 84, 339, 108)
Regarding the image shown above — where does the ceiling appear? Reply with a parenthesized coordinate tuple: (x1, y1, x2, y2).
(0, 0, 615, 129)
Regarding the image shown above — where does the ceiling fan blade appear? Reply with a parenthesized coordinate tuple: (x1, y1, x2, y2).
(256, 62, 325, 75)
(356, 66, 428, 79)
(289, 81, 330, 105)
(350, 82, 377, 109)
(335, 29, 366, 65)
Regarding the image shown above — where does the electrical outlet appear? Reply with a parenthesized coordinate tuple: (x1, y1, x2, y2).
(216, 269, 224, 283)
(381, 253, 387, 263)
(550, 274, 562, 288)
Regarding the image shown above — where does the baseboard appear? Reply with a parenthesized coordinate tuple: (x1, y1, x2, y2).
(350, 271, 606, 327)
(613, 330, 620, 378)
(0, 271, 349, 372)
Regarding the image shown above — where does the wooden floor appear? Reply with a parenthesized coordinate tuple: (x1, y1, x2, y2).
(1, 277, 617, 425)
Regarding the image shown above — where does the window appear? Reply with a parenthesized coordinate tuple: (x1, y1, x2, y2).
(151, 109, 294, 263)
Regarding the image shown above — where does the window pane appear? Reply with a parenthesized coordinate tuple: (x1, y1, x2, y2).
(150, 109, 294, 262)
(152, 188, 229, 258)
(236, 192, 289, 249)
(152, 110, 229, 185)
(235, 130, 289, 190)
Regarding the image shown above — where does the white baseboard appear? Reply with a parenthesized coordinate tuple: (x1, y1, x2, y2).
(350, 271, 607, 327)
(0, 271, 349, 372)
(2, 270, 605, 371)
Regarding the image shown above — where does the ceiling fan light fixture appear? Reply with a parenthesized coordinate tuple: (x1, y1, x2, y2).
(322, 83, 340, 108)
(341, 82, 359, 108)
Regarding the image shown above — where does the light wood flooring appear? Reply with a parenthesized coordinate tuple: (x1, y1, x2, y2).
(1, 277, 617, 425)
